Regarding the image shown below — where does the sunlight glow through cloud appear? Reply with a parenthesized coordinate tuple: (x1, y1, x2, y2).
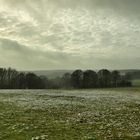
(0, 0, 140, 70)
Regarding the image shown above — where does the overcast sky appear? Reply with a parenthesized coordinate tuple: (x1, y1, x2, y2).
(0, 0, 140, 70)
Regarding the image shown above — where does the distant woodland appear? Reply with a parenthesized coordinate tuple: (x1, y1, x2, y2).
(0, 67, 132, 89)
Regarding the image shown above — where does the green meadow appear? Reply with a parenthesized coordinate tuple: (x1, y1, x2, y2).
(0, 88, 140, 140)
(132, 79, 140, 87)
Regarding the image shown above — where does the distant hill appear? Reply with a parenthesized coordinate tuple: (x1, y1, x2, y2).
(30, 70, 74, 79)
(118, 69, 140, 75)
(24, 69, 140, 79)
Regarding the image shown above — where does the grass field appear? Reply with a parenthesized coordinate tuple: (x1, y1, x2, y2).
(132, 79, 140, 87)
(0, 88, 140, 140)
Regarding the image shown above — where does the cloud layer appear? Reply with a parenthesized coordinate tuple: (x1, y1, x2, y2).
(0, 0, 140, 70)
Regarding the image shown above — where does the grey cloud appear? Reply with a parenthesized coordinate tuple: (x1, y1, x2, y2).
(0, 0, 140, 70)
(0, 38, 83, 70)
(0, 38, 68, 59)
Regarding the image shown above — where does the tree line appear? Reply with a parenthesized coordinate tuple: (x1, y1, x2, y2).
(0, 67, 132, 89)
(0, 68, 46, 89)
(70, 69, 132, 88)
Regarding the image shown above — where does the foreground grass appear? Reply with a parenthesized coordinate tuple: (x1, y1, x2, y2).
(0, 102, 100, 140)
(0, 89, 140, 140)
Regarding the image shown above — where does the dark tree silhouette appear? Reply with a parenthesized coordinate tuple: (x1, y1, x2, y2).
(98, 69, 111, 87)
(83, 70, 98, 88)
(0, 67, 132, 89)
(71, 70, 83, 88)
(17, 72, 26, 89)
(0, 68, 18, 89)
(111, 70, 121, 87)
(0, 68, 7, 89)
(124, 73, 132, 81)
(62, 73, 71, 88)
(26, 73, 41, 89)
(119, 75, 132, 87)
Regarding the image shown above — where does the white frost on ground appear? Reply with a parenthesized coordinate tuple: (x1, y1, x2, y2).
(0, 89, 140, 139)
(0, 89, 140, 109)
